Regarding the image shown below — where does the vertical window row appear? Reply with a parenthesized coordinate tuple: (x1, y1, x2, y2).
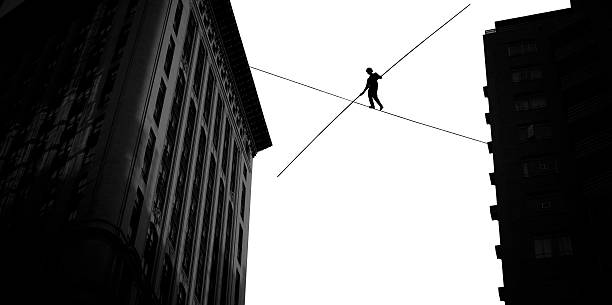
(220, 205, 235, 304)
(208, 180, 225, 305)
(182, 128, 207, 274)
(128, 188, 144, 243)
(195, 155, 217, 301)
(143, 222, 159, 280)
(221, 119, 231, 174)
(181, 13, 197, 65)
(229, 143, 239, 195)
(160, 255, 174, 304)
(152, 80, 167, 125)
(240, 183, 246, 218)
(192, 42, 207, 96)
(236, 226, 243, 265)
(213, 101, 224, 149)
(152, 72, 186, 223)
(172, 0, 184, 34)
(202, 75, 215, 124)
(169, 101, 197, 247)
(141, 128, 156, 182)
(234, 270, 241, 305)
(164, 38, 176, 76)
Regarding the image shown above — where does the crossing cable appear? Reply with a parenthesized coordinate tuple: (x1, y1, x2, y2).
(250, 66, 486, 145)
(272, 3, 471, 177)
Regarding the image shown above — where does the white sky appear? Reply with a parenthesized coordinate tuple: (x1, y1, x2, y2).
(231, 1, 570, 304)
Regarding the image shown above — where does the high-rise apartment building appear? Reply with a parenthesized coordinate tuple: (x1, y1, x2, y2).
(0, 1, 271, 304)
(483, 1, 611, 304)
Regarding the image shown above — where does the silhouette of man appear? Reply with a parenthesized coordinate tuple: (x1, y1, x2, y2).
(359, 67, 383, 110)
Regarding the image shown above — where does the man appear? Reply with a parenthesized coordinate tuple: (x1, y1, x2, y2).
(359, 67, 383, 110)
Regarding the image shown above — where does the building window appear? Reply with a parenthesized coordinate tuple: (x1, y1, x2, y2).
(181, 13, 197, 65)
(129, 188, 144, 243)
(230, 143, 239, 194)
(512, 67, 543, 83)
(522, 158, 558, 178)
(164, 37, 176, 76)
(193, 42, 207, 96)
(221, 120, 231, 173)
(240, 183, 246, 218)
(557, 236, 573, 256)
(514, 96, 547, 111)
(234, 270, 241, 305)
(533, 235, 573, 259)
(160, 255, 174, 303)
(203, 75, 215, 123)
(507, 40, 538, 57)
(196, 155, 217, 301)
(236, 226, 243, 264)
(220, 205, 235, 302)
(143, 223, 158, 281)
(142, 129, 156, 182)
(534, 198, 552, 210)
(173, 1, 184, 34)
(213, 102, 224, 149)
(519, 123, 552, 141)
(534, 238, 553, 258)
(153, 80, 167, 125)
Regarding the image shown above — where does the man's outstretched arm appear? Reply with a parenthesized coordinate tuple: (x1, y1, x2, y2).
(359, 83, 369, 96)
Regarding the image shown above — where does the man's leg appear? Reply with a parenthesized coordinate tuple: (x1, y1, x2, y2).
(373, 91, 383, 110)
(367, 91, 375, 109)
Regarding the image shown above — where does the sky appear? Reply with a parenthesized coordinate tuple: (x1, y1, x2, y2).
(231, 1, 570, 304)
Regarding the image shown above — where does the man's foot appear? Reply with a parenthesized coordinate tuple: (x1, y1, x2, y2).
(369, 106, 375, 109)
(379, 105, 384, 111)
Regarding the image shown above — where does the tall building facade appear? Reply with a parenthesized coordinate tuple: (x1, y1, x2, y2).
(483, 2, 611, 304)
(0, 1, 271, 304)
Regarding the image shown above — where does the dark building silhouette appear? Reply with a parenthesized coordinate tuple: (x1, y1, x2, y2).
(483, 1, 611, 304)
(0, 0, 271, 304)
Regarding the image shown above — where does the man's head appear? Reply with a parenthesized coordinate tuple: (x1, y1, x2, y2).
(366, 67, 373, 74)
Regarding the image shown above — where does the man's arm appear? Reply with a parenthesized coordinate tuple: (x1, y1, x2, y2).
(359, 82, 369, 96)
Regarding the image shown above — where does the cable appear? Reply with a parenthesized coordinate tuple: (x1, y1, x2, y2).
(273, 3, 472, 177)
(250, 66, 353, 103)
(381, 3, 471, 77)
(251, 66, 487, 144)
(276, 94, 360, 177)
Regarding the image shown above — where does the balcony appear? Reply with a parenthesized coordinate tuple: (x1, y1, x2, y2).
(485, 112, 492, 125)
(498, 287, 507, 301)
(495, 245, 503, 259)
(490, 205, 499, 221)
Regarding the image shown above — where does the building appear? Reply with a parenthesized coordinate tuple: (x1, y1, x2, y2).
(0, 0, 271, 304)
(483, 1, 611, 304)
